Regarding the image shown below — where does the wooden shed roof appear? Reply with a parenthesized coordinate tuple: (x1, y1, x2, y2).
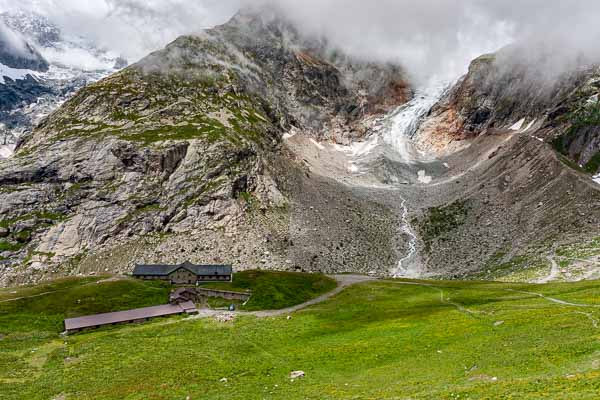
(64, 301, 197, 331)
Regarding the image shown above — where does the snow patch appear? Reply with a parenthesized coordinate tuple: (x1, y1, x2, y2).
(309, 138, 325, 150)
(332, 135, 379, 157)
(509, 118, 525, 131)
(522, 119, 537, 132)
(282, 129, 297, 140)
(0, 62, 38, 84)
(349, 135, 379, 157)
(593, 174, 600, 185)
(509, 118, 537, 133)
(417, 170, 432, 184)
(0, 143, 16, 158)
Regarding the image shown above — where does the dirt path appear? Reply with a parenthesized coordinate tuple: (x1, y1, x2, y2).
(505, 289, 600, 308)
(250, 274, 378, 317)
(0, 289, 67, 304)
(191, 275, 378, 321)
(537, 254, 561, 284)
(390, 280, 483, 317)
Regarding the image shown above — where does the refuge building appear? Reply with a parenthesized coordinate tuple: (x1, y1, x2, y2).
(132, 261, 233, 285)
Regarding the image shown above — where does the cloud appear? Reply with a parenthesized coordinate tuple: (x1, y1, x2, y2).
(0, 19, 35, 59)
(2, 0, 600, 83)
(243, 0, 600, 83)
(0, 0, 240, 62)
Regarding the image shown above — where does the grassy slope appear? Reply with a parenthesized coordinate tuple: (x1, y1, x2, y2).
(200, 270, 337, 311)
(0, 277, 171, 392)
(0, 277, 171, 333)
(1, 278, 600, 399)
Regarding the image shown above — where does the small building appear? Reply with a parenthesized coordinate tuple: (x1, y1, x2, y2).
(132, 261, 233, 285)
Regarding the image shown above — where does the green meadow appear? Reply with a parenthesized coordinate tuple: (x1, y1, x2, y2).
(1, 275, 599, 399)
(200, 270, 337, 310)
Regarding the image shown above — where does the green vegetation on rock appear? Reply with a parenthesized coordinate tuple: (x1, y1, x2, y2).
(584, 151, 600, 174)
(569, 101, 600, 132)
(0, 212, 68, 255)
(36, 63, 276, 150)
(472, 253, 549, 282)
(0, 211, 67, 229)
(0, 240, 25, 252)
(553, 101, 600, 172)
(418, 200, 470, 252)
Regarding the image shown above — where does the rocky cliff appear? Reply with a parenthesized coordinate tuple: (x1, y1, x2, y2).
(419, 46, 600, 172)
(412, 46, 600, 280)
(0, 11, 409, 286)
(3, 9, 597, 286)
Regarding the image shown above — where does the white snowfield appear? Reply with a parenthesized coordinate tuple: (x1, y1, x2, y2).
(0, 143, 16, 158)
(509, 118, 537, 133)
(509, 118, 525, 131)
(332, 134, 380, 158)
(417, 170, 433, 184)
(0, 62, 38, 84)
(330, 134, 381, 174)
(0, 42, 122, 159)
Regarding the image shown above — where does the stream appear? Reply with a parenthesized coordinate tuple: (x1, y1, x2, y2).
(381, 79, 450, 278)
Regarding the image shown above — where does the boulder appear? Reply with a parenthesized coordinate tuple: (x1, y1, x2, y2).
(289, 371, 305, 379)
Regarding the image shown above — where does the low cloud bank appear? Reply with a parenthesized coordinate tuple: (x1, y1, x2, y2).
(2, 0, 600, 83)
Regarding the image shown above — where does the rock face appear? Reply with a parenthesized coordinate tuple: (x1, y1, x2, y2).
(0, 11, 61, 48)
(419, 46, 600, 172)
(3, 9, 596, 286)
(412, 45, 600, 279)
(0, 11, 409, 286)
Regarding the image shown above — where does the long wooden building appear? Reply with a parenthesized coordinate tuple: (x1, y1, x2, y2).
(132, 261, 233, 285)
(64, 301, 198, 334)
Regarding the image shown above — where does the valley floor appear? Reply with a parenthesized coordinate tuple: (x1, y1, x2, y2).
(1, 275, 600, 399)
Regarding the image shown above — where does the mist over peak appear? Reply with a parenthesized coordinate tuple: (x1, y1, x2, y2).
(2, 1, 600, 85)
(242, 0, 600, 84)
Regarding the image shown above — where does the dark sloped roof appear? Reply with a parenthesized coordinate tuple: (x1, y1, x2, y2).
(132, 262, 232, 277)
(132, 264, 171, 276)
